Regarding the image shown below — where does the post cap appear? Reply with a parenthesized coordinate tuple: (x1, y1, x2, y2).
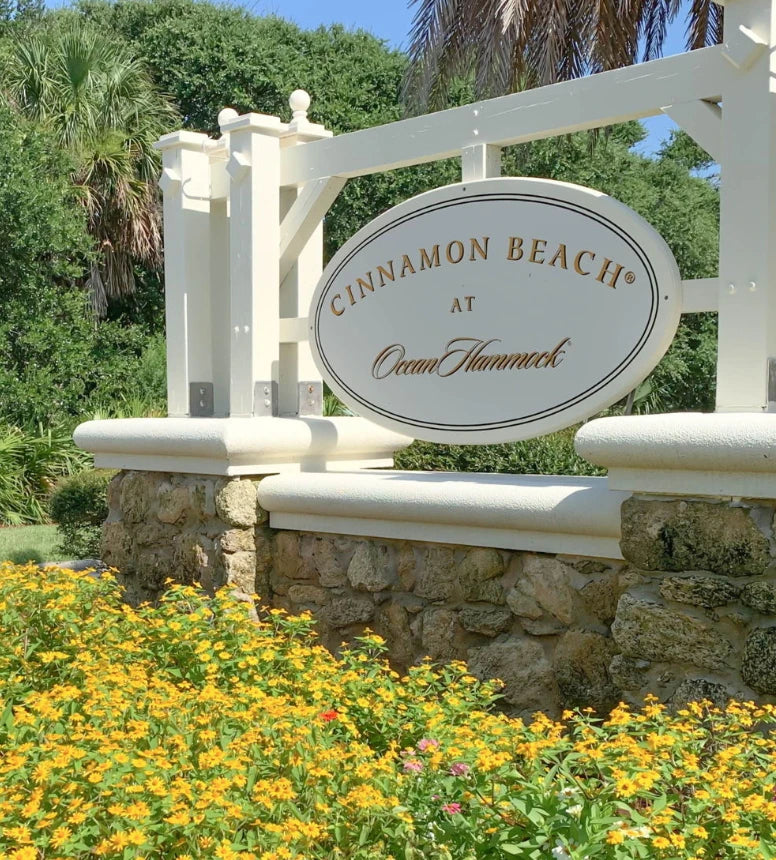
(289, 89, 311, 121)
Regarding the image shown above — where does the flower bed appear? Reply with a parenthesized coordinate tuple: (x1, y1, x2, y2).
(0, 564, 775, 859)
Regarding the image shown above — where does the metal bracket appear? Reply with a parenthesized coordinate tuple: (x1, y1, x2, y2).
(253, 381, 279, 416)
(768, 359, 776, 411)
(189, 382, 214, 417)
(298, 381, 323, 416)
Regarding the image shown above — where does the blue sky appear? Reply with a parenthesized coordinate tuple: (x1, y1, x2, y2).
(49, 0, 690, 154)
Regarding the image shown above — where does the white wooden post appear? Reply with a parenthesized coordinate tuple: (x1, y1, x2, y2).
(155, 131, 213, 417)
(279, 91, 337, 415)
(716, 0, 776, 411)
(220, 112, 284, 416)
(461, 144, 501, 180)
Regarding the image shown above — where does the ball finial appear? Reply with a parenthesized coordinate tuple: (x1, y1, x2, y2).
(217, 107, 239, 128)
(289, 89, 311, 121)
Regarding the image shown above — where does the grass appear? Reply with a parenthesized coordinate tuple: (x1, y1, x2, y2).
(0, 523, 59, 563)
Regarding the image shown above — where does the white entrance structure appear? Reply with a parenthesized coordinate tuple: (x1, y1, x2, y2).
(76, 0, 776, 557)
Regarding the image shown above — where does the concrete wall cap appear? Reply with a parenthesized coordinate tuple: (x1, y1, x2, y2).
(258, 471, 625, 536)
(575, 413, 776, 472)
(73, 417, 411, 475)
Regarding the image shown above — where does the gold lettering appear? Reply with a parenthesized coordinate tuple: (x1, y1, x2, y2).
(548, 244, 568, 269)
(372, 344, 405, 378)
(345, 285, 356, 306)
(356, 272, 375, 299)
(446, 240, 465, 264)
(450, 297, 462, 313)
(469, 236, 489, 261)
(438, 338, 481, 376)
(399, 254, 415, 278)
(574, 250, 595, 276)
(400, 254, 416, 277)
(376, 262, 395, 286)
(330, 294, 345, 316)
(507, 353, 530, 369)
(419, 245, 440, 270)
(596, 258, 625, 288)
(507, 236, 524, 261)
(372, 336, 572, 378)
(548, 337, 570, 368)
(529, 238, 547, 264)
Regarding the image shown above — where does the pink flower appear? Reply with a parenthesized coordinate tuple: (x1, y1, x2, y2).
(403, 759, 424, 773)
(449, 762, 470, 776)
(441, 802, 462, 814)
(417, 738, 439, 752)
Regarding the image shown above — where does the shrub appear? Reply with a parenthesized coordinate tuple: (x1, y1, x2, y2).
(1, 564, 775, 858)
(0, 423, 91, 525)
(395, 428, 605, 476)
(49, 470, 112, 558)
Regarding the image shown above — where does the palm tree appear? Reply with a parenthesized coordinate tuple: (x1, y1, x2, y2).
(404, 0, 724, 112)
(5, 25, 179, 314)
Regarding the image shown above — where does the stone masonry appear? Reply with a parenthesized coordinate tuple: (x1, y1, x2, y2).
(102, 471, 776, 716)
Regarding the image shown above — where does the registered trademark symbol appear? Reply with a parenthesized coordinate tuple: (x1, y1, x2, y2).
(624, 271, 636, 284)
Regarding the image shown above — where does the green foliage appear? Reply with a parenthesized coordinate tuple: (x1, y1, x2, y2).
(0, 424, 90, 525)
(395, 429, 604, 476)
(5, 20, 179, 310)
(0, 102, 168, 430)
(49, 469, 112, 558)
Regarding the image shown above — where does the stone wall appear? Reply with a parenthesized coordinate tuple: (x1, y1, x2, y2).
(102, 470, 776, 716)
(611, 496, 776, 706)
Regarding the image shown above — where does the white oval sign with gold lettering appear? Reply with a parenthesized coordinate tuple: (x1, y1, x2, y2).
(310, 178, 682, 443)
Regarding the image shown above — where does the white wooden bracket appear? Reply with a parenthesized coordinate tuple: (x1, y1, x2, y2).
(682, 278, 719, 313)
(722, 23, 767, 70)
(661, 100, 722, 163)
(279, 175, 346, 285)
(461, 144, 501, 181)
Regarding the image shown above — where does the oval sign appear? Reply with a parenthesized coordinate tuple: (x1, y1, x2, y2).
(310, 177, 682, 444)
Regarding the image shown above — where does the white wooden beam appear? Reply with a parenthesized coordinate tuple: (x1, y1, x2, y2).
(281, 46, 731, 186)
(279, 316, 309, 343)
(461, 144, 501, 180)
(278, 175, 346, 285)
(681, 278, 719, 313)
(662, 101, 722, 163)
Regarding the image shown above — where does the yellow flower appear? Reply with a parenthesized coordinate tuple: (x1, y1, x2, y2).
(50, 826, 72, 849)
(606, 829, 626, 845)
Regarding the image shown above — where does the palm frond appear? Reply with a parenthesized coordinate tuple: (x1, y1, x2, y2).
(403, 0, 720, 112)
(5, 22, 179, 311)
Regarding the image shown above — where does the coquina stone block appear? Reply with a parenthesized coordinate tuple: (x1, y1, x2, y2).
(620, 498, 772, 576)
(612, 593, 735, 670)
(215, 480, 259, 529)
(467, 638, 558, 716)
(741, 581, 776, 614)
(742, 627, 776, 694)
(347, 542, 396, 592)
(659, 575, 742, 609)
